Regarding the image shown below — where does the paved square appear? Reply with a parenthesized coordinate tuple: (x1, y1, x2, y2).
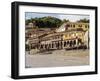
(25, 49, 89, 68)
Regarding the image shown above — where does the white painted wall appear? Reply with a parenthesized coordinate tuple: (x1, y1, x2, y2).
(0, 0, 99, 81)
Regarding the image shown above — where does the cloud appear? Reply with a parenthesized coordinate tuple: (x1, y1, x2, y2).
(59, 14, 89, 22)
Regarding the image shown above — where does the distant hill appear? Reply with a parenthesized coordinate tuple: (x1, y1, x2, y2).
(25, 16, 62, 28)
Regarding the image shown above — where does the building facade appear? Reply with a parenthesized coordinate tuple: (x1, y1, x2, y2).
(25, 22, 89, 52)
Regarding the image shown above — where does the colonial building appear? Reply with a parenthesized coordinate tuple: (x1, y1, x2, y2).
(56, 22, 89, 32)
(25, 22, 89, 52)
(38, 29, 87, 51)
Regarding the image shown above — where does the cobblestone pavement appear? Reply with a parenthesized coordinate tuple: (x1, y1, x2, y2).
(25, 49, 89, 68)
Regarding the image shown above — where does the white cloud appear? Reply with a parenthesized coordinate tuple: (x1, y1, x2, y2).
(59, 14, 89, 22)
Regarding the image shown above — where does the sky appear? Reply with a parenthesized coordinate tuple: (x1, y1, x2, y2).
(25, 12, 89, 22)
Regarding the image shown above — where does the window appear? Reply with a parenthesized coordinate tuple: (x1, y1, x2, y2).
(73, 24, 75, 27)
(64, 41, 66, 47)
(78, 24, 82, 27)
(85, 25, 87, 28)
(88, 25, 89, 28)
(67, 24, 70, 27)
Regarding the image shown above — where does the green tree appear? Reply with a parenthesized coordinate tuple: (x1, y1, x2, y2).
(62, 19, 69, 23)
(26, 16, 62, 28)
(77, 18, 89, 23)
